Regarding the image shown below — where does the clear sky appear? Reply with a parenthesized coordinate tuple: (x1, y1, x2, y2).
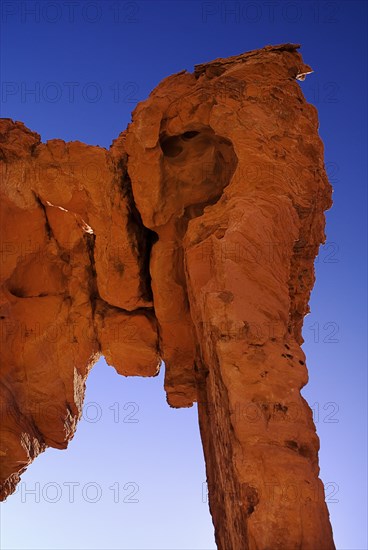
(0, 1, 367, 549)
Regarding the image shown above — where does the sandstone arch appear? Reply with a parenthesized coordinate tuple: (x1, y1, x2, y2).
(0, 44, 335, 549)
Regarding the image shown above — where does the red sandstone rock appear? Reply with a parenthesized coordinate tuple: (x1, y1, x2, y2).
(0, 44, 335, 549)
(0, 119, 159, 499)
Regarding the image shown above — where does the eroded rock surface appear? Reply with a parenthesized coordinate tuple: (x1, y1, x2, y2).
(0, 121, 160, 498)
(0, 44, 335, 549)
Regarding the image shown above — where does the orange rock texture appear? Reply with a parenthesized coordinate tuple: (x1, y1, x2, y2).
(0, 44, 335, 549)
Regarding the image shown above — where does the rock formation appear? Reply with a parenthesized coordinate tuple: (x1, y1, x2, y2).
(0, 44, 335, 549)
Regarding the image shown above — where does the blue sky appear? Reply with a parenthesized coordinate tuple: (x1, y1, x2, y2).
(0, 1, 367, 549)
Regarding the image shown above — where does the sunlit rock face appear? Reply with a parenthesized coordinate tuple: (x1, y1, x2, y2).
(0, 121, 160, 498)
(0, 44, 335, 549)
